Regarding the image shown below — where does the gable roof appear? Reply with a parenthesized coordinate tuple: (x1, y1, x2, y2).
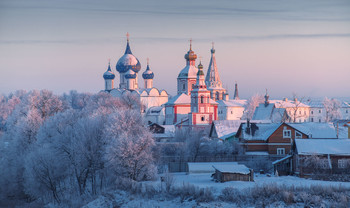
(295, 139, 350, 155)
(239, 123, 282, 141)
(216, 99, 247, 107)
(166, 93, 191, 105)
(288, 122, 337, 139)
(210, 120, 245, 140)
(252, 103, 287, 123)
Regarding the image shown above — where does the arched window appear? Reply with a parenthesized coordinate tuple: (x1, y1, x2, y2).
(200, 96, 204, 103)
(201, 116, 205, 121)
(216, 92, 220, 100)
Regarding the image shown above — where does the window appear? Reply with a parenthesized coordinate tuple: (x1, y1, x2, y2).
(304, 111, 306, 115)
(298, 119, 301, 123)
(231, 111, 233, 114)
(319, 119, 321, 122)
(346, 110, 348, 113)
(319, 110, 321, 113)
(200, 96, 204, 104)
(201, 116, 205, 121)
(283, 128, 291, 138)
(192, 84, 195, 89)
(299, 111, 301, 115)
(277, 148, 285, 155)
(311, 118, 314, 122)
(338, 160, 347, 168)
(295, 131, 302, 139)
(216, 92, 219, 100)
(311, 111, 313, 115)
(320, 159, 329, 169)
(182, 84, 185, 90)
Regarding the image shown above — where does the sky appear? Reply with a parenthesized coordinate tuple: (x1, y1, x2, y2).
(0, 0, 350, 99)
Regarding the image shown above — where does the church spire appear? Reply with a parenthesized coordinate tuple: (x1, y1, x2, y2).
(205, 42, 222, 89)
(233, 82, 239, 100)
(124, 32, 132, 54)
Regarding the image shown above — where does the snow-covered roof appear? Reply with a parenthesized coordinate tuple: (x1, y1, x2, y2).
(271, 100, 309, 108)
(245, 151, 269, 156)
(213, 164, 251, 174)
(166, 93, 191, 105)
(253, 103, 275, 120)
(178, 65, 198, 79)
(217, 99, 247, 107)
(295, 139, 350, 155)
(241, 123, 281, 141)
(187, 162, 238, 174)
(146, 106, 164, 116)
(153, 125, 175, 138)
(212, 120, 245, 139)
(288, 123, 337, 139)
(272, 155, 293, 165)
(306, 100, 350, 108)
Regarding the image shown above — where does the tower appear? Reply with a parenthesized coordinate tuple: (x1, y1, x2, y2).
(142, 58, 154, 89)
(205, 43, 227, 101)
(189, 61, 217, 126)
(103, 60, 115, 91)
(233, 82, 239, 100)
(177, 39, 198, 95)
(116, 33, 141, 89)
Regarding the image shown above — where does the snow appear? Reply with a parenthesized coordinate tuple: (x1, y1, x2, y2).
(271, 99, 309, 108)
(272, 155, 293, 165)
(216, 99, 247, 107)
(172, 172, 350, 191)
(187, 162, 238, 174)
(166, 93, 191, 105)
(253, 103, 286, 122)
(212, 120, 245, 139)
(241, 123, 281, 141)
(117, 54, 139, 66)
(178, 65, 198, 78)
(295, 139, 350, 155)
(288, 122, 337, 138)
(213, 164, 250, 174)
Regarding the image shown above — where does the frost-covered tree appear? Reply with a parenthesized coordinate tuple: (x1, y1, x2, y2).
(323, 97, 341, 122)
(242, 94, 264, 120)
(105, 110, 156, 181)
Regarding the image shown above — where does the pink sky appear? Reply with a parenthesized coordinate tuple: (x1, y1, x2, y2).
(0, 0, 349, 99)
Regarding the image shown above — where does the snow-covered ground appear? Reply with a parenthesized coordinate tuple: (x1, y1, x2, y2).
(83, 173, 350, 208)
(172, 172, 350, 191)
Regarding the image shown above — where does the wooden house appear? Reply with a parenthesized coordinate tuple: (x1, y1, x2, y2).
(212, 164, 254, 182)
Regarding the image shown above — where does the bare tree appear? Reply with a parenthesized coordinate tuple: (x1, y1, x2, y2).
(323, 97, 341, 122)
(242, 94, 264, 120)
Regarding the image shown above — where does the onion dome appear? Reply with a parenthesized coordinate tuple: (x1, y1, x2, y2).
(103, 61, 115, 79)
(125, 69, 136, 79)
(116, 33, 141, 73)
(197, 62, 204, 76)
(142, 58, 154, 79)
(184, 40, 197, 61)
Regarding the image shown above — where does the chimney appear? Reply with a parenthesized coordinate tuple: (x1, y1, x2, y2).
(246, 119, 251, 134)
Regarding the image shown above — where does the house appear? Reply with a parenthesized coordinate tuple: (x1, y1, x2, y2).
(187, 162, 238, 174)
(252, 92, 288, 123)
(217, 99, 247, 121)
(236, 122, 338, 155)
(209, 120, 271, 141)
(293, 139, 350, 177)
(149, 123, 175, 142)
(212, 163, 254, 182)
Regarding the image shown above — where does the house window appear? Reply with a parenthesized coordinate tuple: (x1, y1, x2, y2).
(295, 131, 302, 139)
(200, 96, 204, 104)
(283, 128, 291, 138)
(182, 83, 185, 90)
(346, 110, 348, 113)
(338, 159, 347, 168)
(319, 110, 321, 113)
(277, 148, 285, 155)
(320, 159, 329, 169)
(311, 118, 314, 122)
(319, 119, 321, 122)
(311, 111, 313, 115)
(201, 116, 205, 121)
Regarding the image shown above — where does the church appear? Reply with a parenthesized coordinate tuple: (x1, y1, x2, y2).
(103, 34, 244, 127)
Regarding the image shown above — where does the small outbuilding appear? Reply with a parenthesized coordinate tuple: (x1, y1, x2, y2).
(212, 164, 254, 182)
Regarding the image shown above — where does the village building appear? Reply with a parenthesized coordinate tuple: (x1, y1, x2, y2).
(217, 84, 247, 121)
(235, 122, 338, 155)
(293, 139, 350, 177)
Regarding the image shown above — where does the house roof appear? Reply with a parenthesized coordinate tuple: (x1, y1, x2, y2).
(216, 99, 247, 107)
(270, 100, 309, 108)
(187, 162, 242, 174)
(288, 122, 337, 139)
(295, 139, 350, 155)
(240, 123, 281, 141)
(211, 120, 245, 139)
(252, 103, 286, 123)
(213, 164, 251, 174)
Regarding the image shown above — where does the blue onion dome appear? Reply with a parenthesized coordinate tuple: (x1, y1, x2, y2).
(142, 59, 154, 79)
(116, 33, 141, 73)
(103, 61, 115, 79)
(125, 69, 136, 79)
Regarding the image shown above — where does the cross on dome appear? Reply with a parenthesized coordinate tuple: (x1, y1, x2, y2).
(126, 32, 130, 42)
